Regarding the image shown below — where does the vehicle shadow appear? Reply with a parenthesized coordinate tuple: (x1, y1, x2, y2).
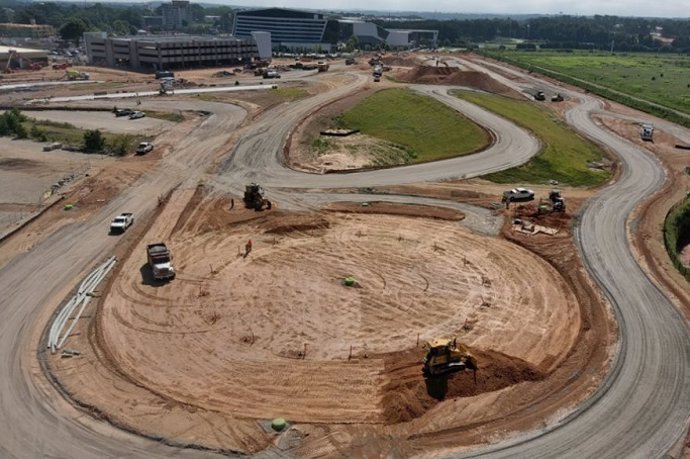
(139, 263, 167, 287)
(424, 375, 449, 400)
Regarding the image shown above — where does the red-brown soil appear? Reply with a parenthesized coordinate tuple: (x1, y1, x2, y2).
(396, 66, 521, 97)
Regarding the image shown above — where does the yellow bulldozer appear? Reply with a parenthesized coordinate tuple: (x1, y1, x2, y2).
(422, 338, 478, 378)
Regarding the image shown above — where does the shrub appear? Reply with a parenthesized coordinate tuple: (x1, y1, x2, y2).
(107, 134, 136, 156)
(83, 129, 105, 152)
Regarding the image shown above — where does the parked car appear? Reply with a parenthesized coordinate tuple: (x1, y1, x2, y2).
(502, 187, 535, 203)
(129, 111, 145, 120)
(113, 108, 133, 117)
(109, 213, 134, 233)
(136, 142, 154, 154)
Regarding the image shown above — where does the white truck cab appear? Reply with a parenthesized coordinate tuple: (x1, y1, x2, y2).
(110, 213, 134, 233)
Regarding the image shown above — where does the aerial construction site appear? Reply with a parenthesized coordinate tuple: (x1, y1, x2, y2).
(0, 47, 688, 459)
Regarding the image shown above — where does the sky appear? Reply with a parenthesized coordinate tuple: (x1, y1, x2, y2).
(200, 0, 689, 18)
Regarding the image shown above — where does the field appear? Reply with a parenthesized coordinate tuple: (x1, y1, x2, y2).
(489, 51, 690, 116)
(453, 90, 610, 186)
(336, 88, 491, 164)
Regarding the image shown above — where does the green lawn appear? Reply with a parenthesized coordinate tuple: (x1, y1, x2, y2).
(145, 110, 184, 122)
(337, 88, 490, 163)
(274, 87, 310, 100)
(489, 50, 690, 116)
(453, 90, 610, 186)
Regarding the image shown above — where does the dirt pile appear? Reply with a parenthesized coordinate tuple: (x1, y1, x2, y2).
(260, 213, 331, 235)
(381, 347, 545, 424)
(398, 66, 517, 96)
(381, 55, 418, 67)
(324, 201, 465, 221)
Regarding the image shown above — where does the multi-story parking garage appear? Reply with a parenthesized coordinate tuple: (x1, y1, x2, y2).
(83, 33, 259, 71)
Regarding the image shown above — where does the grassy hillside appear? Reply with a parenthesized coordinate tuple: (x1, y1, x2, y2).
(453, 90, 610, 186)
(337, 88, 490, 164)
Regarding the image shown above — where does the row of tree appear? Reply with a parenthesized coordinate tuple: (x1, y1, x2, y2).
(376, 15, 690, 52)
(3, 1, 690, 52)
(0, 1, 235, 41)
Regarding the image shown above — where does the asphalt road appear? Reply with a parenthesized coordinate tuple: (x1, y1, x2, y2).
(0, 63, 688, 458)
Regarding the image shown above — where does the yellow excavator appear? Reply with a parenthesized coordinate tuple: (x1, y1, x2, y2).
(422, 338, 478, 378)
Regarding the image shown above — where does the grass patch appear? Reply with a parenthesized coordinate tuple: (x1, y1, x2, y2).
(452, 90, 609, 186)
(23, 119, 147, 155)
(337, 88, 490, 164)
(484, 50, 690, 127)
(311, 137, 334, 154)
(663, 195, 690, 283)
(274, 87, 310, 100)
(144, 110, 184, 122)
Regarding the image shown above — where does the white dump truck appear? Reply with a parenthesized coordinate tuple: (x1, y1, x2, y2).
(146, 243, 175, 281)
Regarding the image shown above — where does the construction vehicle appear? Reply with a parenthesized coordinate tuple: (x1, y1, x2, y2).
(538, 189, 566, 214)
(317, 61, 329, 72)
(3, 49, 17, 73)
(422, 338, 477, 377)
(146, 243, 175, 281)
(65, 70, 90, 80)
(52, 62, 71, 70)
(551, 93, 564, 102)
(534, 91, 546, 101)
(640, 123, 654, 141)
(155, 70, 174, 79)
(159, 77, 174, 95)
(243, 183, 272, 211)
(110, 213, 134, 233)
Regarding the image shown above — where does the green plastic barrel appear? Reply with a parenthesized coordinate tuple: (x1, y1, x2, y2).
(271, 418, 287, 432)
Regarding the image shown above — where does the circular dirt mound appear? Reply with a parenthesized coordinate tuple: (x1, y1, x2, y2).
(101, 212, 579, 424)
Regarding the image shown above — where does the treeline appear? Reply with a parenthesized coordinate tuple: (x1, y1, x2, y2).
(378, 15, 690, 52)
(0, 2, 234, 40)
(664, 195, 690, 284)
(0, 108, 140, 155)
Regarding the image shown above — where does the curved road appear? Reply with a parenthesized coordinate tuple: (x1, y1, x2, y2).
(0, 64, 687, 458)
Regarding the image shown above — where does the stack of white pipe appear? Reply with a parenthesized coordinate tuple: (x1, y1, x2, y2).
(47, 256, 117, 353)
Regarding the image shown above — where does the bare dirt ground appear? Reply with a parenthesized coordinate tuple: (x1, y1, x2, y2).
(287, 86, 380, 172)
(0, 58, 619, 456)
(49, 186, 583, 455)
(323, 201, 466, 220)
(21, 110, 172, 134)
(0, 158, 150, 270)
(0, 138, 111, 236)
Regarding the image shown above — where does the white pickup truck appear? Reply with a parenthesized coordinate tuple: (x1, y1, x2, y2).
(110, 213, 134, 233)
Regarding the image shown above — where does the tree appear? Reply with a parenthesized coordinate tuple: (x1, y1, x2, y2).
(107, 134, 134, 156)
(111, 20, 131, 36)
(30, 124, 47, 142)
(345, 35, 359, 52)
(83, 129, 105, 152)
(60, 17, 88, 41)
